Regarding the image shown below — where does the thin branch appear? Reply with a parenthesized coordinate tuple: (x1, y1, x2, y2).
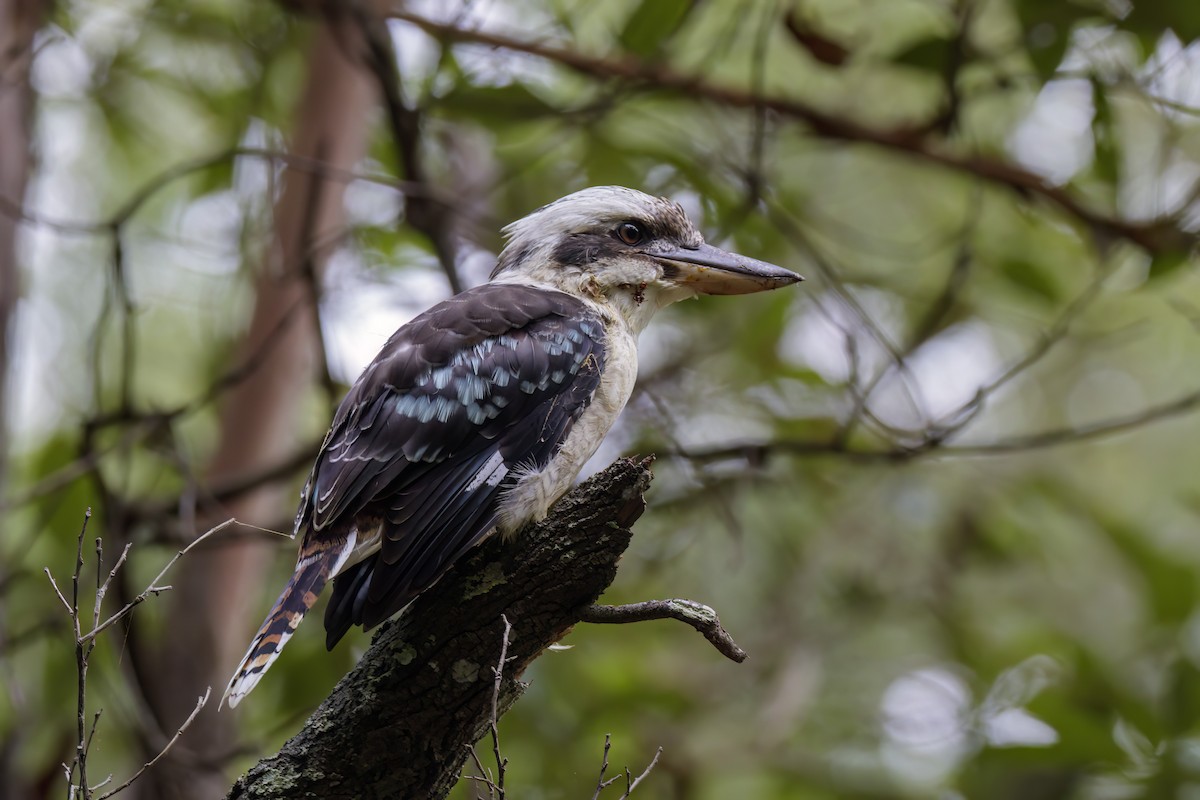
(835, 190, 982, 446)
(0, 422, 159, 512)
(617, 747, 662, 799)
(48, 508, 239, 799)
(580, 599, 747, 663)
(353, 4, 463, 293)
(293, 140, 339, 405)
(0, 146, 444, 238)
(588, 733, 663, 800)
(81, 517, 240, 643)
(70, 509, 92, 799)
(463, 745, 497, 799)
(670, 382, 1200, 465)
(96, 688, 211, 800)
(92, 538, 103, 633)
(933, 268, 1110, 439)
(1, 293, 313, 517)
(592, 735, 616, 800)
(386, 8, 1190, 255)
(136, 442, 322, 523)
(44, 567, 72, 616)
(943, 385, 1200, 455)
(488, 615, 510, 800)
(768, 204, 935, 438)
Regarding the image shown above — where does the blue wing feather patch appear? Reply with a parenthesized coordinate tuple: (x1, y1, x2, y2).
(294, 283, 607, 647)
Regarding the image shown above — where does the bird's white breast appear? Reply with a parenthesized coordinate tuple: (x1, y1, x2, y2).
(495, 312, 638, 536)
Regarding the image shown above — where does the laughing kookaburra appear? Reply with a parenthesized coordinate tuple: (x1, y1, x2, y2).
(223, 186, 802, 706)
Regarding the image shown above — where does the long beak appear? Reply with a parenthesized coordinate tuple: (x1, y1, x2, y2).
(650, 242, 804, 295)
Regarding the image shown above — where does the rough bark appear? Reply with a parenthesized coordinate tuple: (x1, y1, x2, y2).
(227, 457, 654, 800)
(136, 17, 376, 800)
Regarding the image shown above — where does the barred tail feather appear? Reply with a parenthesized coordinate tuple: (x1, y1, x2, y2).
(222, 532, 356, 708)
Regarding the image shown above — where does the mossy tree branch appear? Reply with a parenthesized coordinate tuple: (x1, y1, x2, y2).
(227, 457, 734, 799)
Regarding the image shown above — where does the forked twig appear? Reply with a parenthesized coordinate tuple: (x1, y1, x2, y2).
(81, 517, 240, 643)
(591, 733, 663, 798)
(46, 512, 238, 798)
(618, 747, 663, 799)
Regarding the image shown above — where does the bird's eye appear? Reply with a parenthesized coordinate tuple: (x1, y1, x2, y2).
(615, 222, 645, 246)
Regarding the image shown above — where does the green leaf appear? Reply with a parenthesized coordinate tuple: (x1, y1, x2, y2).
(618, 0, 696, 58)
(1147, 249, 1191, 281)
(999, 258, 1061, 303)
(193, 158, 235, 198)
(784, 11, 851, 67)
(1096, 520, 1195, 625)
(434, 82, 556, 126)
(1015, 0, 1097, 80)
(1164, 657, 1200, 736)
(1124, 2, 1200, 47)
(580, 132, 640, 189)
(1090, 78, 1119, 189)
(892, 35, 954, 73)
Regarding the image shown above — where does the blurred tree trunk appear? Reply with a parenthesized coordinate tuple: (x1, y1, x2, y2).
(0, 0, 43, 509)
(0, 0, 46, 795)
(135, 17, 376, 800)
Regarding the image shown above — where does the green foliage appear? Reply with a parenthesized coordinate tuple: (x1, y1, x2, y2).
(8, 0, 1200, 798)
(618, 0, 697, 58)
(1125, 3, 1200, 47)
(892, 35, 956, 74)
(1148, 249, 1191, 281)
(1014, 0, 1095, 80)
(999, 258, 1062, 304)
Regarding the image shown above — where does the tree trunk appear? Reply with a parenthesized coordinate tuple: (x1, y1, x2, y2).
(0, 1, 47, 795)
(136, 17, 376, 800)
(227, 458, 654, 800)
(0, 0, 42, 509)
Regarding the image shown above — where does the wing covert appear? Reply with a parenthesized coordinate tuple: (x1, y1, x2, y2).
(291, 283, 608, 645)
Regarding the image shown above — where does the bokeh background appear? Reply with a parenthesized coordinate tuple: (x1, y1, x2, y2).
(4, 0, 1200, 798)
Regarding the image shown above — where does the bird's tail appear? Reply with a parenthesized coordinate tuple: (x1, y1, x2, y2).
(222, 533, 354, 708)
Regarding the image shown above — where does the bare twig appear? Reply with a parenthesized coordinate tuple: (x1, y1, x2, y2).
(942, 385, 1200, 455)
(932, 267, 1110, 440)
(459, 616, 515, 800)
(81, 517, 241, 644)
(580, 599, 748, 663)
(137, 442, 323, 523)
(44, 566, 72, 615)
(669, 379, 1200, 466)
(68, 509, 93, 797)
(96, 689, 211, 800)
(591, 734, 616, 799)
(617, 747, 662, 799)
(834, 191, 982, 446)
(47, 511, 239, 799)
(590, 733, 663, 799)
(488, 615, 511, 800)
(463, 745, 497, 799)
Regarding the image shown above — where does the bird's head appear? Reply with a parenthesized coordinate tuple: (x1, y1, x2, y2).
(491, 186, 802, 332)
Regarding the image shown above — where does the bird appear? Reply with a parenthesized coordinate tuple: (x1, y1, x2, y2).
(222, 186, 802, 707)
